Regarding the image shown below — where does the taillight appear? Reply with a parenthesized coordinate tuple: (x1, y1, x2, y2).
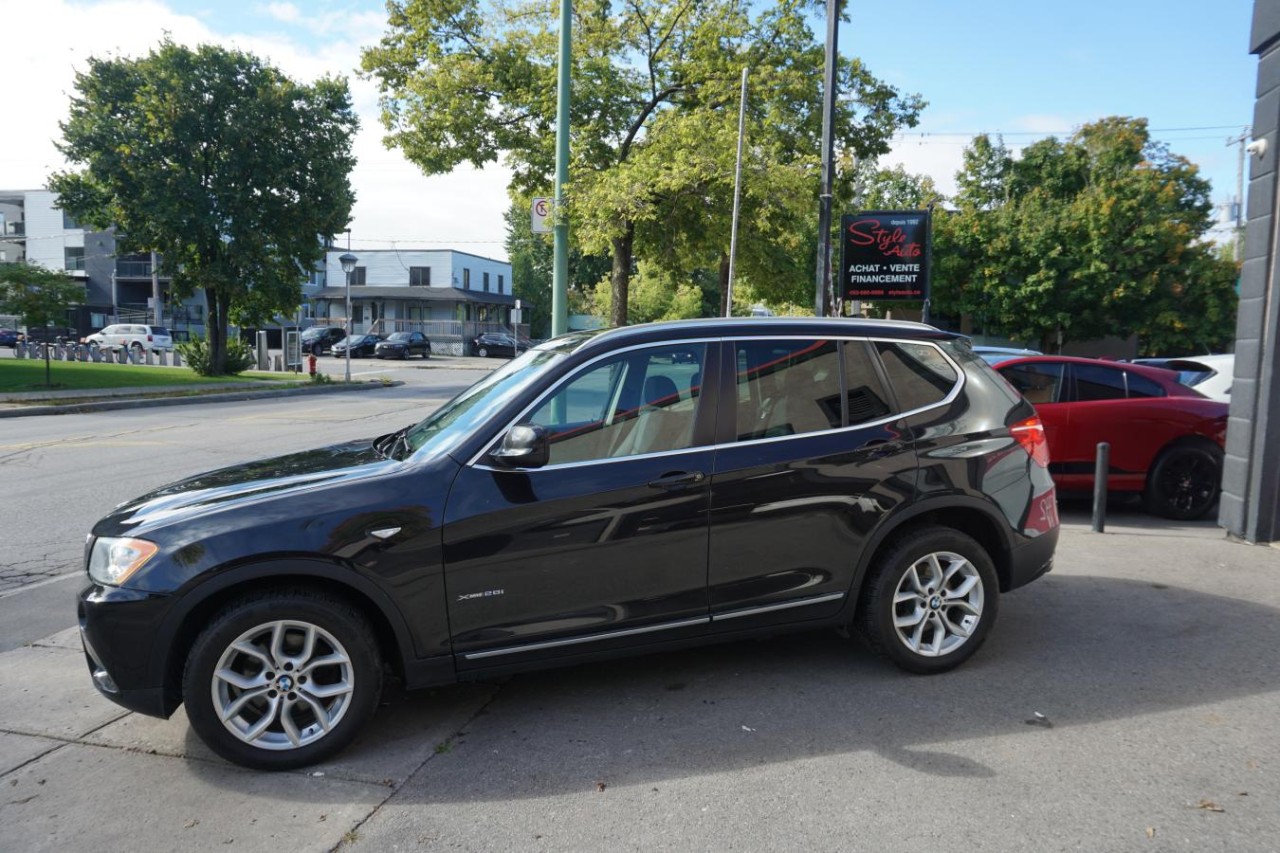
(1011, 415, 1050, 468)
(147, 335, 153, 341)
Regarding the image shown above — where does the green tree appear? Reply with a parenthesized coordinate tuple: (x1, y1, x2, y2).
(362, 0, 923, 325)
(933, 118, 1236, 352)
(0, 262, 85, 387)
(49, 40, 358, 374)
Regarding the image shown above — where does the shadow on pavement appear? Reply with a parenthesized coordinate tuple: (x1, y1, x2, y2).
(187, 572, 1278, 799)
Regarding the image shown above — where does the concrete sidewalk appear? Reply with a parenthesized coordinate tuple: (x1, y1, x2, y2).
(2, 521, 1278, 852)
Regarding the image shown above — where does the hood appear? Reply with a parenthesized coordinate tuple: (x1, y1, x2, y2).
(93, 439, 397, 536)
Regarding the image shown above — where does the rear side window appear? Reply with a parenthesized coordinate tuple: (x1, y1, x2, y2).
(1125, 372, 1165, 398)
(999, 362, 1065, 405)
(733, 339, 842, 441)
(841, 341, 893, 425)
(1072, 364, 1126, 402)
(874, 341, 958, 411)
(149, 327, 171, 336)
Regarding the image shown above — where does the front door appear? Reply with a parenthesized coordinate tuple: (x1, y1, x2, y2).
(443, 340, 719, 669)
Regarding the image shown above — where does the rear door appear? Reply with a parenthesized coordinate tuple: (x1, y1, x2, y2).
(706, 336, 918, 630)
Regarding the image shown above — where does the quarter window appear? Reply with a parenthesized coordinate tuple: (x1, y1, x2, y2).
(528, 343, 706, 464)
(1125, 372, 1165, 398)
(875, 341, 958, 411)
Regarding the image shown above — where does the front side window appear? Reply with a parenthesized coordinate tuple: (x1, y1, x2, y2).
(734, 339, 842, 441)
(527, 343, 706, 464)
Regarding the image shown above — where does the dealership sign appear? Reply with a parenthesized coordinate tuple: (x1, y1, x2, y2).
(840, 210, 931, 301)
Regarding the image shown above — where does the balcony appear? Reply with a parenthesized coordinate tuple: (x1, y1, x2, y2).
(1, 221, 24, 238)
(115, 260, 153, 278)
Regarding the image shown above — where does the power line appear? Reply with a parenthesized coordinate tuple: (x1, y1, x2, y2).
(891, 124, 1245, 139)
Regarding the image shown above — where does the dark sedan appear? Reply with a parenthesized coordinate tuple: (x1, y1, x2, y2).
(331, 334, 384, 358)
(0, 328, 17, 348)
(471, 332, 530, 358)
(375, 331, 431, 360)
(996, 355, 1228, 519)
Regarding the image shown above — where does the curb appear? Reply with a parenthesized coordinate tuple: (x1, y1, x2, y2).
(0, 380, 402, 418)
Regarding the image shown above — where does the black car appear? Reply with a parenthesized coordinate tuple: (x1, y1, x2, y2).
(0, 328, 17, 348)
(472, 331, 529, 358)
(78, 318, 1058, 770)
(375, 331, 431, 360)
(331, 333, 384, 358)
(300, 326, 348, 356)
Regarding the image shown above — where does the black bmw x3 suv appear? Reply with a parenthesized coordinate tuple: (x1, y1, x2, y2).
(79, 318, 1058, 769)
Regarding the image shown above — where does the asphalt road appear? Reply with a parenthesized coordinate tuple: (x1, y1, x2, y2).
(2, 357, 1279, 852)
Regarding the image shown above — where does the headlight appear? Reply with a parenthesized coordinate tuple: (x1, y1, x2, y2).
(88, 537, 159, 586)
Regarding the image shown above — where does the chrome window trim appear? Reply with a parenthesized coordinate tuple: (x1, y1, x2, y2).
(462, 616, 710, 661)
(468, 334, 965, 471)
(710, 591, 846, 621)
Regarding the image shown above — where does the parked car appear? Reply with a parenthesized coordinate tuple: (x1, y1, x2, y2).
(1129, 354, 1234, 403)
(375, 331, 431, 360)
(972, 345, 1042, 366)
(79, 318, 1058, 770)
(331, 333, 384, 358)
(472, 332, 529, 358)
(995, 355, 1228, 520)
(0, 328, 17, 348)
(83, 324, 174, 353)
(300, 326, 348, 356)
(23, 326, 79, 345)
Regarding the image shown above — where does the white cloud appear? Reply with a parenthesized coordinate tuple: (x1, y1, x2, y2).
(261, 1, 300, 23)
(1, 0, 513, 258)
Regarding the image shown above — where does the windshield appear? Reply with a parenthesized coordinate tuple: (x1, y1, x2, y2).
(403, 346, 569, 458)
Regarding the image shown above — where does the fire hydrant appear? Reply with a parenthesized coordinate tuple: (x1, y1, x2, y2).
(308, 353, 317, 377)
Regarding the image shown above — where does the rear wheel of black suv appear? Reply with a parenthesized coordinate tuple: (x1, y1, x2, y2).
(857, 527, 999, 674)
(182, 588, 382, 770)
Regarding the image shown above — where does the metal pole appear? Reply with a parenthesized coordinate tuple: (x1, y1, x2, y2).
(550, 0, 572, 338)
(344, 269, 351, 384)
(1091, 442, 1110, 533)
(726, 67, 749, 318)
(813, 0, 839, 317)
(150, 250, 162, 327)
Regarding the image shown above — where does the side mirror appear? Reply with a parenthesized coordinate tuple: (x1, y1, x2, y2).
(490, 423, 550, 468)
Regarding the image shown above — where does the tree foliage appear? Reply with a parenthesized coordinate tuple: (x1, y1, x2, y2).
(932, 117, 1237, 353)
(504, 199, 610, 337)
(49, 40, 358, 374)
(363, 0, 923, 324)
(0, 262, 86, 386)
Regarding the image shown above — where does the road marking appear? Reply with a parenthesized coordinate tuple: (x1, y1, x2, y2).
(0, 572, 82, 601)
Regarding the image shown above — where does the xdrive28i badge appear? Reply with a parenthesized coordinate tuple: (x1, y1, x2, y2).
(457, 589, 505, 602)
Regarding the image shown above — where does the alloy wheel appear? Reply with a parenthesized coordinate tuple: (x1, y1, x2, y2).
(890, 550, 985, 657)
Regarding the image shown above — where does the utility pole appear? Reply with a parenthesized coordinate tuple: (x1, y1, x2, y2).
(1228, 126, 1251, 262)
(813, 0, 839, 317)
(726, 67, 748, 317)
(550, 0, 571, 337)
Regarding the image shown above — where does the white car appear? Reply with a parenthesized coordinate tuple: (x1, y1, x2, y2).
(1130, 354, 1234, 402)
(84, 324, 174, 353)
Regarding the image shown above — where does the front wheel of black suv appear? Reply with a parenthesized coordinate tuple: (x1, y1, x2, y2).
(857, 527, 999, 674)
(182, 588, 383, 770)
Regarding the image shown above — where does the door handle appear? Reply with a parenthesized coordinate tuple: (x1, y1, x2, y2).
(647, 470, 706, 490)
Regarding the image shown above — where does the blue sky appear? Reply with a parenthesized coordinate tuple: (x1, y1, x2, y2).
(3, 0, 1260, 255)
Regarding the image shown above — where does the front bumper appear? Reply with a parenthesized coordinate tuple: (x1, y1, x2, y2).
(78, 583, 181, 718)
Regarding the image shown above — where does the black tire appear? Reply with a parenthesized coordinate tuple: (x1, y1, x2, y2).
(131, 342, 145, 356)
(477, 346, 489, 358)
(182, 588, 383, 771)
(1143, 443, 1222, 520)
(422, 348, 430, 360)
(856, 527, 999, 674)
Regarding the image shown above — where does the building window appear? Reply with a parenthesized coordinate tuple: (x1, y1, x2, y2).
(483, 271, 490, 292)
(410, 266, 431, 287)
(462, 269, 471, 289)
(351, 266, 367, 286)
(65, 247, 85, 271)
(62, 211, 80, 230)
(498, 274, 505, 293)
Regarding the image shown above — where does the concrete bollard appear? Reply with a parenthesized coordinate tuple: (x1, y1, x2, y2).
(173, 351, 182, 368)
(159, 351, 168, 366)
(272, 354, 283, 371)
(145, 350, 154, 366)
(91, 348, 101, 363)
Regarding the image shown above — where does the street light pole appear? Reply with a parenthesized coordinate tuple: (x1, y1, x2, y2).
(339, 252, 357, 384)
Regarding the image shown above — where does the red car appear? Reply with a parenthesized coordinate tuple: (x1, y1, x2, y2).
(995, 356, 1227, 520)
